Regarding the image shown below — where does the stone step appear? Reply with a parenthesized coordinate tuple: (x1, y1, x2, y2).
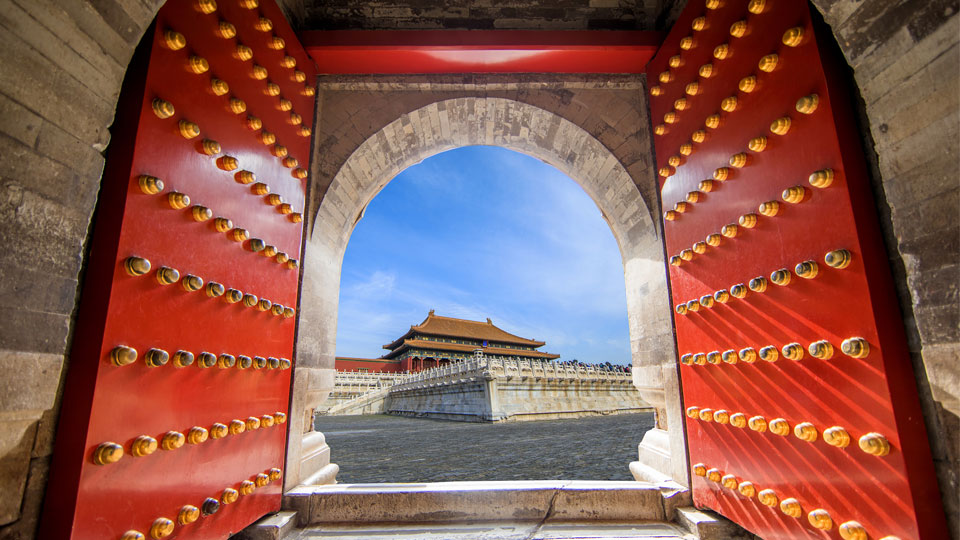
(289, 520, 695, 539)
(284, 481, 682, 526)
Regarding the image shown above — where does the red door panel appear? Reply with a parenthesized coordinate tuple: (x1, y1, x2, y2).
(647, 1, 947, 538)
(42, 0, 316, 538)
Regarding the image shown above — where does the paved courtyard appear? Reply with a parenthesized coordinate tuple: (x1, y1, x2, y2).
(315, 412, 655, 483)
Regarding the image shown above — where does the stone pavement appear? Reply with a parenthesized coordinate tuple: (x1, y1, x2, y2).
(316, 413, 656, 482)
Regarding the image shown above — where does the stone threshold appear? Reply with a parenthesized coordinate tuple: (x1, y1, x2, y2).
(283, 480, 691, 526)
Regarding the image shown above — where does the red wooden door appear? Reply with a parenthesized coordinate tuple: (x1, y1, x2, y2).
(42, 0, 315, 538)
(648, 1, 948, 538)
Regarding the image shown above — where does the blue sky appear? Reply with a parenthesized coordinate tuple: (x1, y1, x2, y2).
(335, 146, 631, 365)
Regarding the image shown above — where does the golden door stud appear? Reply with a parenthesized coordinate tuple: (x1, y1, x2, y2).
(720, 96, 737, 112)
(759, 346, 778, 362)
(181, 274, 203, 292)
(841, 337, 870, 358)
(149, 518, 174, 539)
(205, 281, 225, 298)
(229, 419, 245, 435)
(839, 521, 868, 540)
(730, 283, 747, 298)
(680, 36, 694, 50)
(721, 224, 738, 237)
(769, 418, 790, 436)
(808, 509, 833, 530)
(179, 120, 200, 139)
(218, 353, 236, 368)
(858, 432, 891, 456)
(693, 353, 706, 366)
(738, 75, 756, 93)
(730, 413, 746, 427)
(707, 468, 722, 482)
(748, 136, 766, 152)
(178, 505, 200, 525)
(138, 175, 164, 194)
(823, 426, 851, 448)
(197, 352, 217, 368)
(739, 347, 757, 363)
(161, 431, 185, 451)
(152, 99, 175, 119)
(196, 0, 216, 14)
(721, 349, 737, 364)
(809, 168, 835, 188)
(825, 248, 852, 268)
(747, 0, 765, 13)
(748, 276, 767, 292)
(167, 191, 190, 209)
(738, 481, 755, 497)
(242, 293, 258, 308)
(186, 427, 208, 445)
(217, 21, 237, 39)
(780, 498, 802, 518)
(783, 26, 805, 47)
(770, 268, 791, 286)
(156, 266, 180, 285)
(794, 422, 818, 442)
(770, 116, 791, 135)
(758, 201, 779, 217)
(692, 463, 707, 476)
(713, 409, 729, 423)
(212, 78, 229, 95)
(758, 54, 778, 72)
(172, 350, 194, 368)
(748, 415, 767, 432)
(713, 44, 729, 60)
(758, 489, 778, 507)
(221, 488, 239, 505)
(795, 260, 818, 278)
(729, 20, 746, 38)
(705, 114, 720, 129)
(796, 94, 819, 114)
(124, 256, 151, 276)
(699, 408, 713, 421)
(714, 289, 730, 303)
(809, 340, 834, 359)
(210, 423, 228, 439)
(144, 348, 169, 368)
(782, 185, 807, 203)
(201, 498, 220, 516)
(738, 213, 757, 228)
(781, 342, 804, 361)
(706, 352, 721, 364)
(92, 442, 123, 465)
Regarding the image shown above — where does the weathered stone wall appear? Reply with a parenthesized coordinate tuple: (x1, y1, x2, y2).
(807, 1, 960, 531)
(302, 0, 673, 31)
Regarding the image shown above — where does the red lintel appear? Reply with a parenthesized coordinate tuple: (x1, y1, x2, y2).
(300, 30, 664, 74)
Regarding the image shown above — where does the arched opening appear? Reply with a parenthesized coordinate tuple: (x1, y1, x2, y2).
(321, 145, 653, 481)
(292, 95, 676, 485)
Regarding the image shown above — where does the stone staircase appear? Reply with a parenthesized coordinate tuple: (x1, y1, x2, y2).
(236, 481, 751, 540)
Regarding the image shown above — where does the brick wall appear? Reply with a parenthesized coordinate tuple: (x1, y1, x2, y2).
(302, 0, 672, 31)
(809, 1, 959, 531)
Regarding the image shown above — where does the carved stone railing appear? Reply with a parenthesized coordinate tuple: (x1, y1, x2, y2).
(389, 359, 633, 392)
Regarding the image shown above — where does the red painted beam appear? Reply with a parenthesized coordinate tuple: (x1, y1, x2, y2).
(300, 30, 664, 74)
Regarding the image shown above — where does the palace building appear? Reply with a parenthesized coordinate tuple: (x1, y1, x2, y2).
(336, 311, 560, 372)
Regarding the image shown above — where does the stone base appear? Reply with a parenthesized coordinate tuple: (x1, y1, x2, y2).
(298, 432, 338, 486)
(674, 507, 754, 539)
(234, 510, 298, 540)
(634, 428, 675, 480)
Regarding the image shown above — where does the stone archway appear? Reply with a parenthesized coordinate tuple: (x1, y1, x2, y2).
(290, 95, 680, 486)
